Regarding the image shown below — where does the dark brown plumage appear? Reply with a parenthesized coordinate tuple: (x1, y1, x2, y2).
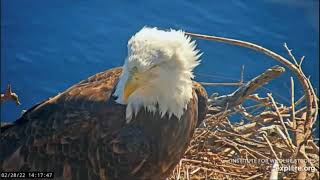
(1, 67, 208, 180)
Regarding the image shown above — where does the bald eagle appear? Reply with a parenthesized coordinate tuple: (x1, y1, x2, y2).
(1, 27, 208, 180)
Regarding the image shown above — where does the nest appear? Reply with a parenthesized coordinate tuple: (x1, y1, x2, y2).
(169, 34, 319, 180)
(169, 101, 319, 179)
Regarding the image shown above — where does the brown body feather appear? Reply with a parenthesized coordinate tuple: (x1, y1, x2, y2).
(0, 67, 207, 180)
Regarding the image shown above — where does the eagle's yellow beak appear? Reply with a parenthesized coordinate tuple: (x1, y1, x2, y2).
(123, 72, 143, 103)
(123, 65, 158, 103)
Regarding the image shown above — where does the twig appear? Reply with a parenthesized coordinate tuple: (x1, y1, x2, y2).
(299, 56, 305, 68)
(275, 126, 295, 152)
(246, 173, 263, 180)
(291, 77, 296, 130)
(199, 82, 243, 86)
(267, 93, 294, 149)
(247, 94, 271, 107)
(284, 43, 299, 66)
(236, 105, 260, 122)
(218, 136, 270, 159)
(188, 165, 250, 178)
(210, 65, 285, 110)
(262, 133, 281, 163)
(295, 111, 307, 179)
(200, 66, 245, 87)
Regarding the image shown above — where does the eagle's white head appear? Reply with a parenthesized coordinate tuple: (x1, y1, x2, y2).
(113, 27, 201, 122)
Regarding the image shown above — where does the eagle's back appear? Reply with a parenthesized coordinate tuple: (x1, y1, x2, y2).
(0, 67, 207, 180)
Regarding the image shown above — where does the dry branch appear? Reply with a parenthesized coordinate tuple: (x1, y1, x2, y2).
(210, 65, 285, 110)
(267, 93, 294, 149)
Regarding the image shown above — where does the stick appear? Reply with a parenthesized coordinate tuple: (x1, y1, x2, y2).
(210, 65, 285, 110)
(199, 82, 243, 86)
(262, 133, 281, 163)
(199, 66, 245, 87)
(267, 93, 294, 149)
(246, 173, 263, 180)
(284, 43, 299, 66)
(291, 77, 297, 130)
(187, 165, 250, 178)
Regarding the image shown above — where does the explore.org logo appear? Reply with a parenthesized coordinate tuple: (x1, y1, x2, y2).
(229, 158, 317, 172)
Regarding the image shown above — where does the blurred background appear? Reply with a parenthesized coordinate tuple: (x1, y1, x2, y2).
(1, 0, 319, 122)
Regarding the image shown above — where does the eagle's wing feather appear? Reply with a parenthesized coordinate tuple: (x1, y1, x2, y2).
(192, 82, 208, 126)
(1, 68, 148, 179)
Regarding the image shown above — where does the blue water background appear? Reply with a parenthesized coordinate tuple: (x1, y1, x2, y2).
(1, 0, 319, 123)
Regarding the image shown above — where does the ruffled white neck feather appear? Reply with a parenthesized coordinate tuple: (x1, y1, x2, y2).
(113, 27, 201, 122)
